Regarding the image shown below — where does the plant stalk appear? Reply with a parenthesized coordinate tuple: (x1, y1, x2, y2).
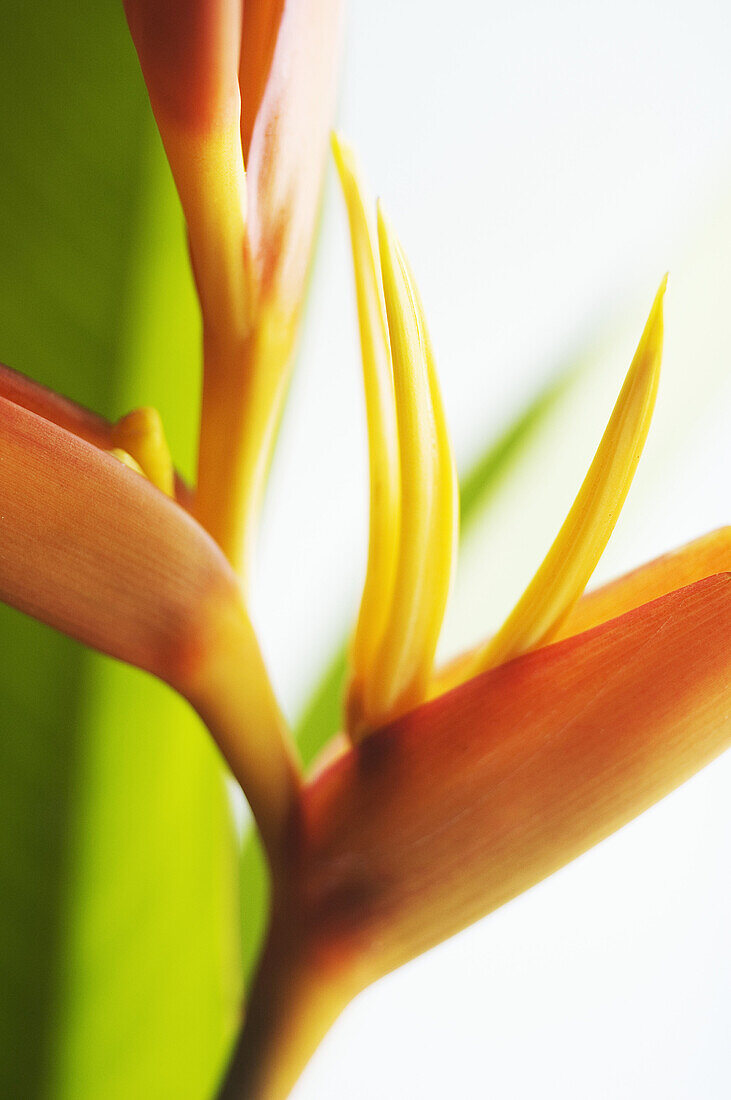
(218, 893, 356, 1100)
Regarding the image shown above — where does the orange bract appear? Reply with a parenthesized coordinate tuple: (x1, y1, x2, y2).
(123, 0, 242, 132)
(304, 571, 731, 981)
(0, 382, 299, 862)
(2, 9, 728, 1097)
(0, 395, 229, 687)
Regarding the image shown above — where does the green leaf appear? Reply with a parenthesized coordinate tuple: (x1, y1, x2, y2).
(0, 5, 239, 1097)
(239, 357, 583, 982)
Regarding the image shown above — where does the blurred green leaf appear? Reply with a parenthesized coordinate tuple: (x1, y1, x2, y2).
(0, 5, 239, 1097)
(239, 360, 581, 981)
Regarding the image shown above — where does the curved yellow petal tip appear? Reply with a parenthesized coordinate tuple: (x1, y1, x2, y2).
(375, 199, 393, 258)
(642, 273, 667, 349)
(109, 447, 146, 477)
(330, 129, 352, 173)
(472, 279, 665, 674)
(111, 406, 175, 497)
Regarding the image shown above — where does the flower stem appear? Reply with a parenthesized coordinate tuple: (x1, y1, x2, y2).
(196, 316, 294, 589)
(181, 581, 302, 872)
(218, 896, 356, 1100)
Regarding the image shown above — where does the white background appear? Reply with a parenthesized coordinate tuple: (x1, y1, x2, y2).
(252, 2, 730, 1096)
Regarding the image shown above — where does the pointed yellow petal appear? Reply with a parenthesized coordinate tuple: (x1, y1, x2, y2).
(111, 406, 175, 497)
(406, 253, 460, 660)
(357, 206, 457, 734)
(471, 278, 666, 674)
(331, 136, 400, 727)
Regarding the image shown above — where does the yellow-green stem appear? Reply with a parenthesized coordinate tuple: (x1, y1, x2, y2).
(196, 316, 294, 587)
(218, 895, 357, 1100)
(182, 588, 302, 874)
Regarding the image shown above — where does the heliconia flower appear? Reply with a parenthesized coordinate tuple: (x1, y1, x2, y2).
(1, 7, 728, 1081)
(0, 362, 300, 864)
(123, 0, 343, 586)
(214, 144, 730, 1098)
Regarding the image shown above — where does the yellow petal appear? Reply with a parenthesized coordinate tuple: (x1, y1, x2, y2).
(356, 206, 457, 734)
(405, 252, 460, 664)
(471, 277, 665, 675)
(111, 406, 175, 497)
(331, 136, 400, 724)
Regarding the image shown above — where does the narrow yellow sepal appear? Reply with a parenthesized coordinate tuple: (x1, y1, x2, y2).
(405, 254, 460, 656)
(471, 277, 666, 675)
(354, 204, 457, 735)
(331, 135, 401, 722)
(111, 406, 175, 497)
